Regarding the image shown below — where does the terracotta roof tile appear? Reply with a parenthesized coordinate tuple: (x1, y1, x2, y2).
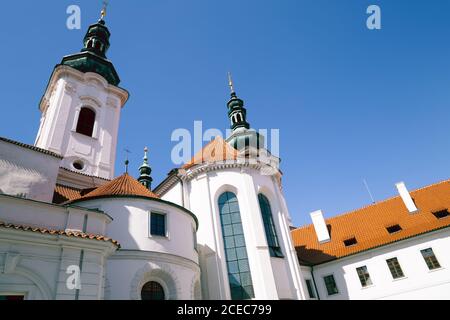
(291, 179, 450, 265)
(183, 136, 238, 169)
(53, 184, 82, 204)
(0, 221, 120, 247)
(70, 173, 160, 203)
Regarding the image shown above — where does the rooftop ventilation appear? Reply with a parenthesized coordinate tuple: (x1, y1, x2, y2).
(386, 224, 403, 234)
(310, 210, 330, 244)
(343, 237, 357, 247)
(395, 182, 419, 214)
(432, 210, 449, 219)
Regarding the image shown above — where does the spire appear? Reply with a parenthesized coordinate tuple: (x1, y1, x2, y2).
(59, 1, 121, 86)
(226, 73, 250, 131)
(100, 0, 108, 21)
(138, 147, 153, 190)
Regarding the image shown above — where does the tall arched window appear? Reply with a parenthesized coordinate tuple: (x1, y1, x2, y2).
(141, 281, 165, 300)
(258, 194, 284, 258)
(218, 192, 255, 300)
(76, 107, 96, 137)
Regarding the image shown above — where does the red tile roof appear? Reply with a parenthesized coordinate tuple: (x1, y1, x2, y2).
(0, 221, 120, 247)
(70, 173, 160, 203)
(53, 184, 82, 204)
(291, 179, 450, 265)
(183, 136, 239, 169)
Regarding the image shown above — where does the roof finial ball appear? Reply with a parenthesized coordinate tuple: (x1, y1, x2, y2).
(125, 159, 130, 174)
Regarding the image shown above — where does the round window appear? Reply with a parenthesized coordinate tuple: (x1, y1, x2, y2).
(72, 160, 85, 171)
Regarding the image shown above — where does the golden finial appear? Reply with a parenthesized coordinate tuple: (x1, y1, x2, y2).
(100, 0, 108, 20)
(228, 72, 235, 94)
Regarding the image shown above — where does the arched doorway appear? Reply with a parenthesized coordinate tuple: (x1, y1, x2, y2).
(141, 281, 165, 300)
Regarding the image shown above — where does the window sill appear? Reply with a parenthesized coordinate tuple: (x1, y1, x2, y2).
(428, 267, 444, 273)
(361, 284, 375, 290)
(72, 130, 98, 140)
(149, 235, 169, 240)
(392, 276, 407, 282)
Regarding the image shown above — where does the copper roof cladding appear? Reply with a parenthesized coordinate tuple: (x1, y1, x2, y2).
(69, 173, 160, 203)
(0, 221, 120, 247)
(183, 136, 239, 169)
(291, 179, 450, 265)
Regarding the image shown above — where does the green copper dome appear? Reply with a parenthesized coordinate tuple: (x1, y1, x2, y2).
(60, 19, 120, 86)
(138, 147, 153, 190)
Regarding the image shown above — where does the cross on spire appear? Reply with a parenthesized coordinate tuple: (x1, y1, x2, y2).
(228, 72, 235, 94)
(100, 0, 109, 20)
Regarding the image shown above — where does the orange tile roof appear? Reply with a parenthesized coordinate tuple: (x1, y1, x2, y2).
(183, 136, 239, 169)
(53, 184, 82, 204)
(69, 173, 160, 203)
(0, 221, 120, 247)
(291, 179, 450, 265)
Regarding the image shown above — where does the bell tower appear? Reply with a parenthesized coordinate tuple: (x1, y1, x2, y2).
(35, 8, 129, 180)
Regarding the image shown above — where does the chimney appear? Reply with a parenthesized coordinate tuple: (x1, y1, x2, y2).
(310, 210, 330, 243)
(396, 182, 419, 214)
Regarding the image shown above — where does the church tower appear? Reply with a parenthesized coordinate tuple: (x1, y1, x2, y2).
(154, 76, 307, 300)
(35, 9, 129, 180)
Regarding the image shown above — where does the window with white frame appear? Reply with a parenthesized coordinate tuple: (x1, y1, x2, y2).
(386, 258, 405, 279)
(305, 279, 316, 299)
(150, 212, 166, 237)
(421, 248, 441, 270)
(323, 275, 338, 295)
(356, 266, 373, 287)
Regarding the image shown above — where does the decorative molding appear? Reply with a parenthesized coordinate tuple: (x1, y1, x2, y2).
(2, 252, 20, 274)
(129, 262, 182, 300)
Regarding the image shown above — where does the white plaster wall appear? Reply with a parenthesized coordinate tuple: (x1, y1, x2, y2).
(309, 229, 450, 300)
(35, 66, 128, 180)
(106, 252, 200, 300)
(184, 166, 304, 300)
(0, 228, 116, 300)
(0, 194, 111, 236)
(78, 198, 199, 264)
(0, 141, 61, 203)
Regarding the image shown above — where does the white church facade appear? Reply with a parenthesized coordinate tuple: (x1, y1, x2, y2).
(0, 11, 449, 301)
(0, 13, 305, 300)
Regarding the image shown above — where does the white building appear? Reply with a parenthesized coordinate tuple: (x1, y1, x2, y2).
(1, 8, 449, 301)
(292, 181, 450, 300)
(0, 12, 304, 300)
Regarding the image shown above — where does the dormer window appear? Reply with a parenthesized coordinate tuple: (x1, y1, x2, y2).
(432, 210, 449, 219)
(386, 224, 402, 234)
(343, 237, 357, 247)
(76, 107, 96, 137)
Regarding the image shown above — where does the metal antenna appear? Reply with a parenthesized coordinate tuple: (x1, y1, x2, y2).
(363, 179, 376, 204)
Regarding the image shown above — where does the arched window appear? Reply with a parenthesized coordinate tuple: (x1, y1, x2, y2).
(87, 40, 93, 48)
(141, 281, 165, 300)
(218, 192, 255, 300)
(76, 107, 96, 137)
(258, 194, 283, 258)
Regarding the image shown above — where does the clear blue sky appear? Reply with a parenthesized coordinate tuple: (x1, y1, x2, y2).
(1, 1, 450, 227)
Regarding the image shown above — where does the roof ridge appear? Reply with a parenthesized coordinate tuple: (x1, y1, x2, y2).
(0, 220, 120, 247)
(70, 173, 160, 203)
(0, 136, 63, 159)
(55, 183, 82, 192)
